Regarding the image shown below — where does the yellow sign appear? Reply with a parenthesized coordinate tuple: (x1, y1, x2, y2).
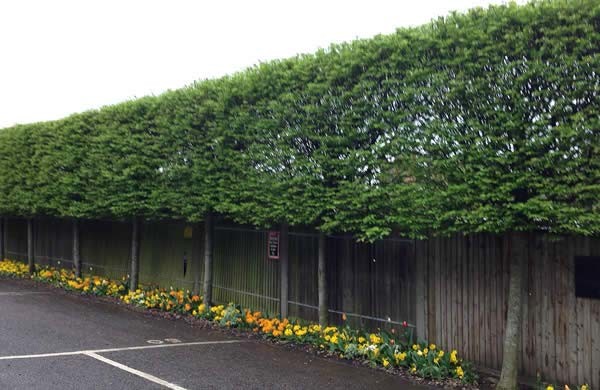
(183, 226, 193, 239)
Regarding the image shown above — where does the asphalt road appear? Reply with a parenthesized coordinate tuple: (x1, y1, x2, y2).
(0, 278, 428, 390)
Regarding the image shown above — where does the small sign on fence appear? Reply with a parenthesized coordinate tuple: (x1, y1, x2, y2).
(268, 231, 280, 260)
(183, 226, 193, 239)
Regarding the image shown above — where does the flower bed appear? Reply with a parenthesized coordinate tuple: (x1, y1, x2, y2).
(1, 259, 476, 384)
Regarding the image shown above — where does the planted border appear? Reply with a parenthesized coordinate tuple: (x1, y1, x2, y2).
(1, 259, 475, 385)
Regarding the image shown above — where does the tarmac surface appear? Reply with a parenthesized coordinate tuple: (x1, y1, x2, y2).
(0, 278, 428, 389)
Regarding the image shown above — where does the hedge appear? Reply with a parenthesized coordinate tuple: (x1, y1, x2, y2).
(0, 0, 597, 240)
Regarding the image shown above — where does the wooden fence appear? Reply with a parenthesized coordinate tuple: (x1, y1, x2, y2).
(2, 216, 599, 387)
(415, 233, 600, 388)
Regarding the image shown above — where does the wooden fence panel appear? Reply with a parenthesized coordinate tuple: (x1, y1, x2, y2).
(326, 236, 415, 330)
(33, 218, 72, 268)
(139, 221, 197, 290)
(421, 233, 600, 387)
(80, 219, 130, 280)
(5, 217, 27, 262)
(288, 232, 319, 322)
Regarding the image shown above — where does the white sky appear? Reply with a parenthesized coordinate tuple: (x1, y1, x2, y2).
(0, 0, 525, 128)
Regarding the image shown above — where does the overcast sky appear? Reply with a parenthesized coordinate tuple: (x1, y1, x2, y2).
(0, 0, 526, 128)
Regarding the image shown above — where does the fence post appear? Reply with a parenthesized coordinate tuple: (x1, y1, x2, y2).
(280, 222, 289, 319)
(130, 216, 140, 291)
(27, 218, 35, 274)
(73, 219, 81, 278)
(203, 212, 213, 307)
(318, 231, 327, 327)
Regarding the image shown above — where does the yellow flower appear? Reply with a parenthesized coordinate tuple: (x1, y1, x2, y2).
(417, 350, 423, 356)
(438, 350, 444, 358)
(412, 344, 420, 351)
(456, 366, 464, 379)
(450, 350, 458, 364)
(410, 364, 417, 373)
(423, 348, 429, 355)
(198, 304, 206, 313)
(434, 357, 440, 364)
(546, 387, 554, 390)
(580, 385, 588, 390)
(358, 336, 366, 344)
(284, 329, 293, 336)
(429, 344, 436, 350)
(369, 334, 381, 344)
(382, 358, 390, 367)
(330, 335, 338, 344)
(394, 352, 406, 362)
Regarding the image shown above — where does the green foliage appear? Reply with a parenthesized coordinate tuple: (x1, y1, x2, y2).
(0, 0, 597, 238)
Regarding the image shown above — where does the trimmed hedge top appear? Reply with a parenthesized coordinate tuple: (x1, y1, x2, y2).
(0, 0, 598, 239)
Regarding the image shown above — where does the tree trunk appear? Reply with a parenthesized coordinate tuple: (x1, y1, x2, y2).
(280, 222, 289, 319)
(193, 223, 201, 296)
(318, 232, 328, 327)
(72, 219, 81, 278)
(496, 231, 526, 390)
(27, 218, 34, 275)
(203, 212, 214, 307)
(129, 217, 140, 291)
(0, 217, 4, 260)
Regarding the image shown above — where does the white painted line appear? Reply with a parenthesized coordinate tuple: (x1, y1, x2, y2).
(83, 351, 188, 390)
(0, 351, 82, 360)
(93, 340, 243, 354)
(0, 340, 244, 360)
(0, 292, 49, 296)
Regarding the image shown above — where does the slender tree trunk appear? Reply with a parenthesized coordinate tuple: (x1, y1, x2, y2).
(193, 223, 201, 296)
(203, 212, 213, 307)
(280, 222, 289, 319)
(72, 219, 81, 278)
(497, 231, 526, 390)
(129, 217, 140, 291)
(27, 218, 34, 275)
(0, 217, 4, 260)
(318, 231, 328, 327)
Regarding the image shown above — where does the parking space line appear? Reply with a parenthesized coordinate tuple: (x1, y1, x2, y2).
(0, 350, 82, 360)
(93, 339, 243, 354)
(0, 292, 50, 296)
(0, 340, 244, 360)
(83, 351, 188, 390)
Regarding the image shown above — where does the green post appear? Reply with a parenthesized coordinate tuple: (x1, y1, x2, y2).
(203, 212, 213, 307)
(280, 222, 289, 319)
(27, 218, 35, 275)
